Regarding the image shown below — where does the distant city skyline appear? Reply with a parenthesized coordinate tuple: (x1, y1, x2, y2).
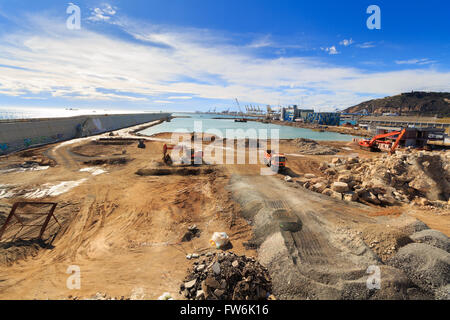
(0, 0, 449, 112)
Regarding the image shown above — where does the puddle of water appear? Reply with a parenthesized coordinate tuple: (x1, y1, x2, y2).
(24, 179, 88, 198)
(0, 187, 16, 199)
(80, 167, 107, 176)
(0, 166, 49, 174)
(0, 179, 88, 199)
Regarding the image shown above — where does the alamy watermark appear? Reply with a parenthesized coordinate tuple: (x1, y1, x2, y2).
(366, 5, 381, 30)
(66, 265, 81, 289)
(165, 121, 282, 176)
(366, 265, 381, 290)
(66, 3, 81, 30)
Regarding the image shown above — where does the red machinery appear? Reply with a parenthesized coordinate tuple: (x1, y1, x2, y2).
(358, 128, 406, 154)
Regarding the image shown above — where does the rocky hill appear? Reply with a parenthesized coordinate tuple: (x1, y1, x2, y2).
(344, 92, 450, 116)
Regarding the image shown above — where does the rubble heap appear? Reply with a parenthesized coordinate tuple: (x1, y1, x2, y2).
(181, 225, 201, 242)
(293, 138, 340, 155)
(180, 252, 272, 300)
(294, 149, 450, 208)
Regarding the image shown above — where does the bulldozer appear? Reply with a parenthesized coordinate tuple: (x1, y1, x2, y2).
(163, 144, 203, 166)
(358, 128, 406, 154)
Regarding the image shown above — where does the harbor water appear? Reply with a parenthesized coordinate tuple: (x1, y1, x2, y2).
(139, 113, 357, 141)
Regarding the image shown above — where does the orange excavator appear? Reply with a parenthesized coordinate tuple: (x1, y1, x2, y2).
(358, 128, 406, 154)
(163, 144, 203, 165)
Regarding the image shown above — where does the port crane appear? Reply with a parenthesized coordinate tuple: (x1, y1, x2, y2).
(234, 98, 243, 115)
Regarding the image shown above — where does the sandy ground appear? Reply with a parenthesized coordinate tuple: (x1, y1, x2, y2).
(0, 122, 448, 300)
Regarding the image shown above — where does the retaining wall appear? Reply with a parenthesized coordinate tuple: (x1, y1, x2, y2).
(0, 113, 171, 155)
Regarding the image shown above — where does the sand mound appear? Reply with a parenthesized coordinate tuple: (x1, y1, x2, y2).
(0, 239, 48, 266)
(294, 138, 340, 155)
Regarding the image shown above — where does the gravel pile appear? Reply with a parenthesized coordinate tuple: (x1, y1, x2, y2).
(387, 243, 450, 298)
(180, 252, 272, 300)
(410, 229, 450, 253)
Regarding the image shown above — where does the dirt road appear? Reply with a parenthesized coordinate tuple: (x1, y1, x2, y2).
(228, 174, 435, 299)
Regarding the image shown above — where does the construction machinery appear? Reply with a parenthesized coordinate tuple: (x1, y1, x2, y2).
(263, 150, 287, 172)
(358, 128, 406, 154)
(163, 144, 203, 165)
(234, 98, 243, 115)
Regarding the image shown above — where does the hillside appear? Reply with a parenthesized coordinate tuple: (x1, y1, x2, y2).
(344, 92, 450, 116)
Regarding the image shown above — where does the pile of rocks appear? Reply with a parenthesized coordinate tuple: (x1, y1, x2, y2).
(181, 225, 201, 242)
(180, 252, 272, 300)
(293, 138, 340, 155)
(294, 150, 450, 208)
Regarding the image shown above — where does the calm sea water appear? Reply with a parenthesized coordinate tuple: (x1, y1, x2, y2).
(140, 113, 357, 141)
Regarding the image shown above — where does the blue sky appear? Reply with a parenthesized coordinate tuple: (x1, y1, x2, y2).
(0, 0, 449, 112)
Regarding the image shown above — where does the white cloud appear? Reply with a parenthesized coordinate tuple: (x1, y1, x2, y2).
(339, 38, 354, 46)
(322, 46, 339, 55)
(167, 96, 193, 100)
(154, 100, 173, 104)
(357, 42, 375, 49)
(247, 35, 273, 48)
(395, 58, 436, 65)
(0, 15, 448, 111)
(87, 4, 117, 22)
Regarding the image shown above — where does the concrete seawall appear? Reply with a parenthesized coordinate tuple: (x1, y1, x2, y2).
(0, 113, 171, 155)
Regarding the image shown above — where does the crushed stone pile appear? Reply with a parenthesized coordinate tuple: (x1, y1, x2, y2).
(410, 229, 450, 253)
(180, 252, 272, 300)
(294, 149, 450, 209)
(293, 138, 340, 155)
(387, 243, 450, 299)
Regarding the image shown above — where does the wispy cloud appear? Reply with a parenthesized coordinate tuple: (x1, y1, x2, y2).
(153, 100, 173, 104)
(357, 42, 375, 49)
(167, 96, 193, 100)
(0, 13, 448, 111)
(395, 58, 436, 65)
(339, 38, 354, 46)
(247, 35, 273, 48)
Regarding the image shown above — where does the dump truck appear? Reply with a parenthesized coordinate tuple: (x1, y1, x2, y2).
(263, 150, 286, 172)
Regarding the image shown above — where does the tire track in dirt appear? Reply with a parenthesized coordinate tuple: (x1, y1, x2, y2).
(229, 174, 385, 299)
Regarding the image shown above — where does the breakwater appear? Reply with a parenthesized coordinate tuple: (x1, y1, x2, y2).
(0, 113, 171, 155)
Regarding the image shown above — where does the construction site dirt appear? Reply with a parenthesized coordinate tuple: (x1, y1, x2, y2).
(0, 121, 449, 300)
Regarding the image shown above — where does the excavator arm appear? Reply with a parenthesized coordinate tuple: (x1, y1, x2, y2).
(389, 128, 406, 154)
(368, 130, 404, 146)
(359, 128, 406, 152)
